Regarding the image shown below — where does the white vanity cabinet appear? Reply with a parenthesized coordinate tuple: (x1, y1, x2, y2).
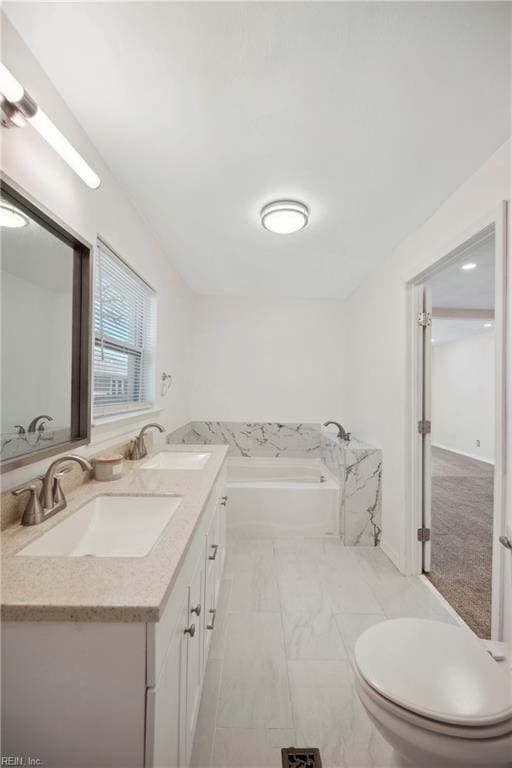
(1, 467, 227, 768)
(146, 590, 189, 768)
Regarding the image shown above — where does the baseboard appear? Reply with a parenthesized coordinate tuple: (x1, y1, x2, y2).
(431, 443, 494, 466)
(379, 538, 402, 573)
(419, 575, 477, 637)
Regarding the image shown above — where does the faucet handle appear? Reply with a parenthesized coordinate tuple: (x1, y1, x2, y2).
(53, 465, 74, 505)
(127, 439, 140, 461)
(12, 484, 44, 526)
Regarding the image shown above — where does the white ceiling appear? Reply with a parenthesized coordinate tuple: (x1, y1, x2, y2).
(430, 233, 495, 311)
(4, 2, 511, 299)
(431, 231, 495, 345)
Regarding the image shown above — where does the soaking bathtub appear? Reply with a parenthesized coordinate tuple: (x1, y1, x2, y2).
(226, 457, 340, 538)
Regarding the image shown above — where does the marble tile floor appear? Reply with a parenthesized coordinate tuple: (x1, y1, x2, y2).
(191, 536, 455, 768)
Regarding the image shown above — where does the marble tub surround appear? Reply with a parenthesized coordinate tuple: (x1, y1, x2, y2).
(168, 421, 322, 457)
(1, 444, 228, 622)
(321, 436, 383, 547)
(169, 422, 383, 547)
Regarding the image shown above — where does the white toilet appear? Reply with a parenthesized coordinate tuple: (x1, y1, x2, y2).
(354, 618, 512, 768)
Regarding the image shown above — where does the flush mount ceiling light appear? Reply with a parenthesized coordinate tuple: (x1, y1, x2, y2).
(260, 200, 309, 234)
(0, 203, 29, 228)
(461, 262, 477, 271)
(0, 63, 101, 189)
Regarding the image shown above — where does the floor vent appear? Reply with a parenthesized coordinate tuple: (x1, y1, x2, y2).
(281, 748, 322, 768)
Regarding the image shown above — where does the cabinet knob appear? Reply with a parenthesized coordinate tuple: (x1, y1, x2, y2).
(191, 604, 201, 616)
(209, 544, 219, 561)
(184, 623, 196, 637)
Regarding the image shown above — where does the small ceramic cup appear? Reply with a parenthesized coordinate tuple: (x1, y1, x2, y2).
(94, 455, 124, 481)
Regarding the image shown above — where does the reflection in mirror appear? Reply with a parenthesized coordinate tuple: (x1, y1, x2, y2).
(0, 181, 91, 469)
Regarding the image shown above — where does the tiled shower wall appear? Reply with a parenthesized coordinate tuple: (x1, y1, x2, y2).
(168, 422, 382, 546)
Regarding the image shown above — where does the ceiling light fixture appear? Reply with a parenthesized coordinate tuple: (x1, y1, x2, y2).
(0, 203, 29, 228)
(461, 263, 477, 271)
(0, 63, 101, 190)
(483, 322, 492, 328)
(261, 200, 309, 234)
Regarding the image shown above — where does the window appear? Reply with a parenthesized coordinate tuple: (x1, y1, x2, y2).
(93, 239, 156, 419)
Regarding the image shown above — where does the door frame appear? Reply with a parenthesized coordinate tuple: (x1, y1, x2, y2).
(407, 201, 508, 639)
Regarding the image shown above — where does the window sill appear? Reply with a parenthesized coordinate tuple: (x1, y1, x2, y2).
(91, 407, 163, 429)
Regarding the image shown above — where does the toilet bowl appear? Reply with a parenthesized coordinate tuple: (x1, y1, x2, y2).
(353, 618, 512, 768)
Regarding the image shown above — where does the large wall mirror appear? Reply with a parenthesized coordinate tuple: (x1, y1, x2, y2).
(1, 177, 91, 472)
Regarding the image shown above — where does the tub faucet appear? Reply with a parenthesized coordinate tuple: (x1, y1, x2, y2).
(323, 420, 351, 442)
(128, 423, 166, 460)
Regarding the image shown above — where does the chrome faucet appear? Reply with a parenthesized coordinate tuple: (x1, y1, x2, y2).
(28, 415, 53, 433)
(323, 420, 351, 442)
(128, 423, 165, 460)
(12, 454, 93, 526)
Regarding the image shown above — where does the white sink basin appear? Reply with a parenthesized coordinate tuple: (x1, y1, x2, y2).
(18, 495, 181, 558)
(141, 451, 211, 470)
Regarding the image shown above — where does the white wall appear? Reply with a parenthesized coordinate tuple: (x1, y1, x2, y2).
(190, 296, 346, 423)
(1, 17, 194, 490)
(431, 331, 495, 463)
(344, 140, 510, 573)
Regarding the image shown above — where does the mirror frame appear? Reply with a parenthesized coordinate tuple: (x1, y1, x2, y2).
(1, 174, 92, 473)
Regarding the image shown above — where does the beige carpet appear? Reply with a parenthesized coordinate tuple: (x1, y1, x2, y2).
(427, 446, 494, 638)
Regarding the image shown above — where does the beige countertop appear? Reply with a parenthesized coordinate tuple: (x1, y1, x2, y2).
(1, 444, 228, 623)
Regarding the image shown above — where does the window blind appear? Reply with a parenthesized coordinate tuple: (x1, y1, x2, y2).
(93, 239, 156, 418)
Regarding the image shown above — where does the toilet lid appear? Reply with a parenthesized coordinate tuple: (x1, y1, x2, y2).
(354, 618, 512, 726)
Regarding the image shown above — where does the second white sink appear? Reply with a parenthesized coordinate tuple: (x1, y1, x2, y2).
(18, 495, 181, 558)
(141, 451, 211, 470)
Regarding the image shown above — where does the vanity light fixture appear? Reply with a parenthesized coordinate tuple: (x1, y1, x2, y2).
(461, 263, 477, 271)
(261, 200, 309, 234)
(0, 63, 101, 190)
(0, 203, 29, 228)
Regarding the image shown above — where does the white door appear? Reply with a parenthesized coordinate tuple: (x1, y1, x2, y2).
(419, 284, 433, 572)
(492, 202, 509, 641)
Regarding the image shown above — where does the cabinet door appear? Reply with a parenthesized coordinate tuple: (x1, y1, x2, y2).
(146, 591, 188, 768)
(185, 557, 204, 766)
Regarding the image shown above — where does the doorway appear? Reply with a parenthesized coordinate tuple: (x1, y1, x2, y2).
(411, 208, 508, 640)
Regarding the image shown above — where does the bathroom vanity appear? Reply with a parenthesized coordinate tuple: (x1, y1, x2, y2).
(1, 445, 228, 768)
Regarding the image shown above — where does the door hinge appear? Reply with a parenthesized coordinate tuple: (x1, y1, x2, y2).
(417, 419, 431, 435)
(417, 312, 432, 327)
(417, 527, 431, 543)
